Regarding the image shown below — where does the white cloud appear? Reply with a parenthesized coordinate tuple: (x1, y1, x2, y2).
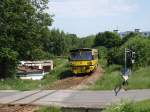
(48, 0, 139, 18)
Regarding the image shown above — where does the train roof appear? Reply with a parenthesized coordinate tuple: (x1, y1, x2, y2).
(70, 48, 97, 52)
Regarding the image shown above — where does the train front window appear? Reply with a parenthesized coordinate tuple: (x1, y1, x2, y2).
(70, 52, 92, 60)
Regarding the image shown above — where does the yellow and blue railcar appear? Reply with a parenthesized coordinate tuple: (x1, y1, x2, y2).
(69, 48, 98, 74)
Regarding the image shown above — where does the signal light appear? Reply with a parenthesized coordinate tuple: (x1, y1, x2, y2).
(131, 51, 135, 64)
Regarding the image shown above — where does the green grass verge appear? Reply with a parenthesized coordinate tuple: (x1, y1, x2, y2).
(34, 106, 61, 112)
(89, 64, 122, 90)
(0, 58, 68, 91)
(128, 67, 150, 89)
(35, 100, 150, 112)
(133, 100, 150, 112)
(103, 100, 150, 112)
(89, 64, 150, 90)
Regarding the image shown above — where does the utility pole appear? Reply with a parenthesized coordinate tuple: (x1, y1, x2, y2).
(124, 48, 130, 72)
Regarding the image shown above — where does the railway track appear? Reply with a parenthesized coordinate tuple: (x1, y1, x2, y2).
(46, 66, 102, 90)
(0, 90, 58, 112)
(0, 66, 102, 112)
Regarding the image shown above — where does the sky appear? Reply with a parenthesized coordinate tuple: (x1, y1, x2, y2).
(48, 0, 150, 37)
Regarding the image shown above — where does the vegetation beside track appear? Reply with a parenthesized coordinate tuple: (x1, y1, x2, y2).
(89, 63, 150, 90)
(0, 58, 68, 91)
(35, 106, 61, 112)
(103, 100, 150, 112)
(0, 57, 150, 91)
(35, 100, 150, 112)
(89, 64, 122, 90)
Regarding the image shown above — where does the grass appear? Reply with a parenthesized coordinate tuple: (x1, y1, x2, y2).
(89, 63, 150, 90)
(0, 58, 68, 91)
(103, 100, 150, 112)
(0, 57, 150, 91)
(0, 79, 40, 91)
(128, 66, 150, 89)
(133, 100, 150, 112)
(103, 101, 135, 112)
(34, 100, 150, 112)
(41, 58, 69, 89)
(34, 106, 61, 112)
(89, 64, 122, 90)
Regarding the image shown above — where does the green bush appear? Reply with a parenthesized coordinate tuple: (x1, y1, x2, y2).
(109, 36, 150, 69)
(121, 32, 139, 44)
(103, 100, 150, 112)
(108, 47, 122, 65)
(94, 31, 121, 48)
(0, 48, 18, 79)
(121, 37, 150, 68)
(103, 101, 134, 112)
(95, 46, 108, 59)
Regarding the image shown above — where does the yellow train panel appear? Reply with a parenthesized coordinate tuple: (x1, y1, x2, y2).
(69, 60, 98, 74)
(69, 48, 98, 74)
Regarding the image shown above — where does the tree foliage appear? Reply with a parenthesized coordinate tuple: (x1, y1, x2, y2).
(121, 32, 139, 44)
(109, 36, 150, 68)
(79, 35, 95, 48)
(122, 37, 150, 67)
(0, 0, 149, 78)
(0, 0, 53, 78)
(0, 48, 18, 78)
(94, 31, 121, 48)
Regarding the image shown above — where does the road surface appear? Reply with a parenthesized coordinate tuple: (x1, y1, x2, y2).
(0, 89, 149, 109)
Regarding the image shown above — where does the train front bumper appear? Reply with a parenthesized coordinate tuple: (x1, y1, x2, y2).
(71, 66, 95, 74)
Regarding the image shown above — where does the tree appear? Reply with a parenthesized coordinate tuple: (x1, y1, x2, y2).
(0, 48, 18, 78)
(79, 35, 95, 48)
(109, 36, 150, 68)
(0, 0, 53, 60)
(94, 31, 121, 48)
(47, 29, 66, 56)
(67, 34, 80, 49)
(122, 37, 150, 68)
(0, 0, 53, 78)
(121, 32, 139, 44)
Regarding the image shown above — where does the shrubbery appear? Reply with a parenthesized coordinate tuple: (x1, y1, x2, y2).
(103, 101, 134, 112)
(103, 100, 150, 112)
(109, 36, 150, 68)
(94, 31, 121, 48)
(0, 48, 18, 78)
(95, 46, 108, 59)
(121, 37, 150, 67)
(94, 31, 150, 69)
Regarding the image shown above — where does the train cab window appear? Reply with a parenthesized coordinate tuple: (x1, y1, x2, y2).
(70, 52, 92, 60)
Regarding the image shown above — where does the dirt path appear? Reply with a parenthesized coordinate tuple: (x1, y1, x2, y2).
(73, 66, 103, 90)
(46, 66, 103, 90)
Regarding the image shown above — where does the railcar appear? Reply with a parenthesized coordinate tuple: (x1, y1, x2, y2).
(69, 48, 98, 74)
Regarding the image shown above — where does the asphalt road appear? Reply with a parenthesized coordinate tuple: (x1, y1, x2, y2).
(0, 89, 150, 108)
